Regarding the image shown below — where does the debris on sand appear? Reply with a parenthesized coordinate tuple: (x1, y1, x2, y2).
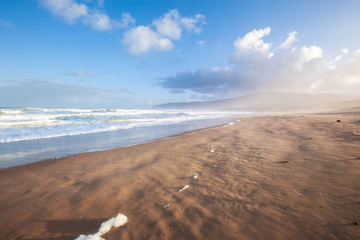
(278, 161, 289, 164)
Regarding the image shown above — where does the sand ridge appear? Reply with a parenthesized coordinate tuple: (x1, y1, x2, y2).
(0, 113, 360, 239)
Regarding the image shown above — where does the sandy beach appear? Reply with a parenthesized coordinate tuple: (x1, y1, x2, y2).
(0, 113, 359, 240)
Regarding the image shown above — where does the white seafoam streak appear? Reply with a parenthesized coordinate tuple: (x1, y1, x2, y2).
(0, 108, 238, 143)
(75, 213, 128, 240)
(178, 185, 189, 192)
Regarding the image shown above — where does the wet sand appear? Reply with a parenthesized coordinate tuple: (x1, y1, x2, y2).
(0, 113, 359, 240)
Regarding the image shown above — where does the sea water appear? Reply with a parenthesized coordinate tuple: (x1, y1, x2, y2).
(0, 108, 249, 169)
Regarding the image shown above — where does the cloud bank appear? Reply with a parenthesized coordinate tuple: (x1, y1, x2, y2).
(160, 27, 360, 97)
(0, 79, 143, 108)
(123, 9, 205, 55)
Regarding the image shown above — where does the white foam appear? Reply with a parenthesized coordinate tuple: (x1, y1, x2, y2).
(178, 185, 189, 193)
(75, 213, 128, 240)
(210, 148, 214, 153)
(163, 203, 171, 208)
(193, 175, 198, 179)
(0, 107, 240, 143)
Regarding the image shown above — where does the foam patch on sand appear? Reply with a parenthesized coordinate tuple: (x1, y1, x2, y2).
(75, 213, 128, 240)
(221, 122, 234, 128)
(163, 203, 171, 208)
(178, 185, 189, 192)
(193, 174, 198, 179)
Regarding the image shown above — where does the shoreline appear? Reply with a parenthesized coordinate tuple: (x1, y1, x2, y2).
(1, 112, 359, 239)
(1, 121, 231, 171)
(0, 115, 240, 170)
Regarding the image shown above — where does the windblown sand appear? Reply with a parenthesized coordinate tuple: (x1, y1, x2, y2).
(1, 113, 359, 240)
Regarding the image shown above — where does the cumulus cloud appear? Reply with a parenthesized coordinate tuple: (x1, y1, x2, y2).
(40, 2, 202, 54)
(153, 9, 183, 40)
(83, 12, 112, 31)
(181, 14, 206, 33)
(160, 28, 360, 96)
(113, 12, 135, 28)
(295, 46, 323, 69)
(123, 9, 205, 55)
(122, 26, 173, 55)
(279, 31, 297, 49)
(234, 27, 271, 55)
(40, 0, 133, 31)
(152, 9, 205, 40)
(41, 0, 88, 23)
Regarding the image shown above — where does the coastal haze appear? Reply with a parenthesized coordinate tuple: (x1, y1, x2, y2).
(154, 92, 360, 112)
(1, 1, 360, 240)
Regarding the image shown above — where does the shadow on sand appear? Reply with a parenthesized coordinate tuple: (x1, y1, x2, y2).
(22, 218, 107, 240)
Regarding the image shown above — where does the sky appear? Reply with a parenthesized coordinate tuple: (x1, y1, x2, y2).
(0, 0, 360, 109)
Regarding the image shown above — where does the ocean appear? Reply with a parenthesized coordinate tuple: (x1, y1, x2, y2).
(0, 108, 249, 169)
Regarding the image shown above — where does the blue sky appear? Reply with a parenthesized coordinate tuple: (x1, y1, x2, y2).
(1, 0, 360, 108)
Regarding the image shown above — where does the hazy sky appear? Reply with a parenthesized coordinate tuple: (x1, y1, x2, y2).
(1, 0, 359, 108)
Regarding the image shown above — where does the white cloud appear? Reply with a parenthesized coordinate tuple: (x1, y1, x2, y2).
(153, 9, 183, 40)
(113, 12, 135, 28)
(334, 54, 343, 62)
(152, 9, 205, 40)
(123, 9, 205, 55)
(342, 48, 349, 54)
(234, 27, 271, 55)
(296, 45, 323, 69)
(197, 40, 206, 48)
(180, 13, 206, 33)
(123, 26, 173, 55)
(41, 0, 88, 23)
(161, 28, 360, 96)
(40, 0, 131, 31)
(279, 31, 297, 49)
(83, 12, 112, 31)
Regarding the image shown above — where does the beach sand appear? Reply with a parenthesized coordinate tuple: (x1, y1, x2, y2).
(0, 113, 360, 240)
